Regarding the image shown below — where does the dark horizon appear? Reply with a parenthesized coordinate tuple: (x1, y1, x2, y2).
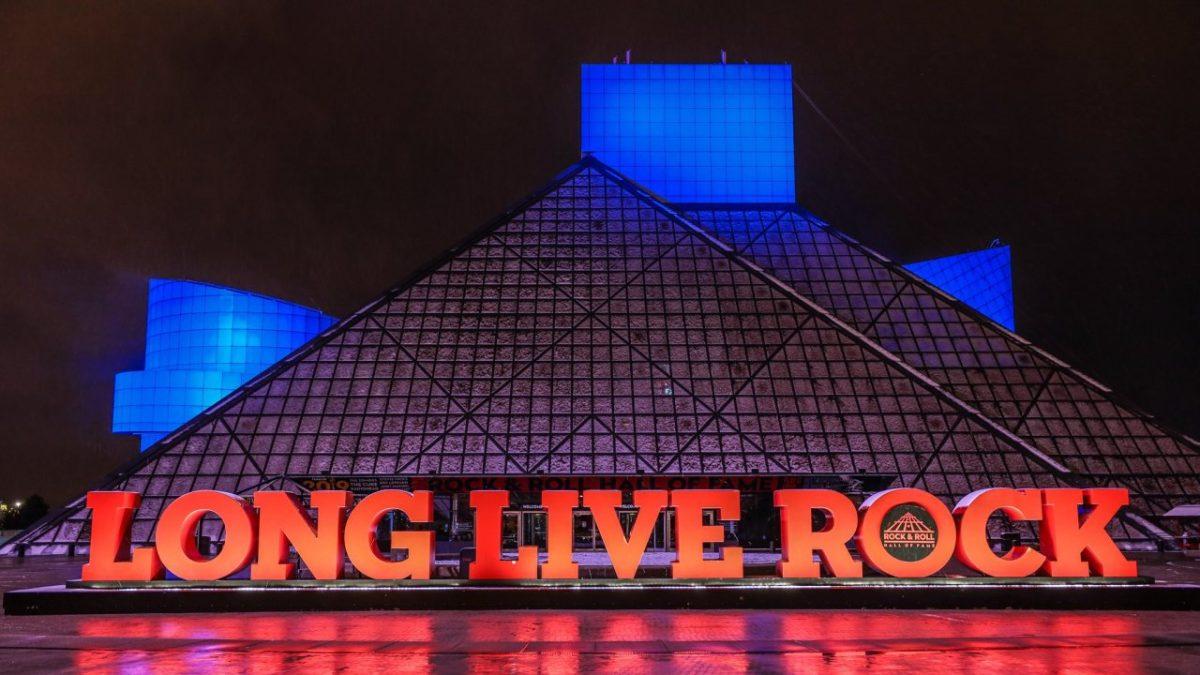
(1, 2, 1197, 506)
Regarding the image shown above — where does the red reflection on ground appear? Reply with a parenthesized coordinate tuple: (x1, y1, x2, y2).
(78, 613, 435, 643)
(594, 612, 653, 642)
(58, 610, 1180, 673)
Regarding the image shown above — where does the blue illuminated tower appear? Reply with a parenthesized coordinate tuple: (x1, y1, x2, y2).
(582, 64, 795, 203)
(112, 279, 336, 450)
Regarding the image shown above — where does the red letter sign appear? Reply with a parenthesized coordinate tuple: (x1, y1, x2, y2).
(344, 490, 434, 580)
(671, 490, 743, 579)
(251, 491, 352, 580)
(469, 490, 537, 580)
(82, 492, 163, 581)
(155, 491, 256, 581)
(584, 490, 666, 579)
(540, 491, 579, 579)
(953, 488, 1046, 577)
(775, 489, 862, 578)
(1040, 488, 1137, 577)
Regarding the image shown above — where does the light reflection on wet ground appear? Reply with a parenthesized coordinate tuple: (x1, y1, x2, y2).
(3, 557, 1200, 672)
(2, 608, 1198, 672)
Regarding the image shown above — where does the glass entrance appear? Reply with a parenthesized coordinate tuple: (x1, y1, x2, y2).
(520, 510, 547, 548)
(501, 509, 551, 548)
(574, 512, 596, 550)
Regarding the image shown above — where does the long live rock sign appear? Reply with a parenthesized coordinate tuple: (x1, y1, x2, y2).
(79, 486, 1137, 583)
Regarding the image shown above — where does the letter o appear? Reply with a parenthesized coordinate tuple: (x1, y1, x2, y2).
(155, 491, 256, 580)
(857, 488, 956, 578)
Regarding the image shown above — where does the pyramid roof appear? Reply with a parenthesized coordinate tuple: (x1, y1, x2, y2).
(5, 159, 1166, 552)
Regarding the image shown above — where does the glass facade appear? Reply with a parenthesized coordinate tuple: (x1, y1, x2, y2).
(582, 64, 795, 203)
(112, 279, 336, 450)
(904, 245, 1015, 330)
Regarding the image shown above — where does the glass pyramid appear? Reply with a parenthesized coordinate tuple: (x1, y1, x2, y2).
(5, 159, 1172, 555)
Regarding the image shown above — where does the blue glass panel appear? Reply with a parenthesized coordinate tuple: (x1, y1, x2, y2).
(113, 369, 249, 433)
(113, 279, 336, 450)
(904, 245, 1015, 330)
(137, 434, 165, 452)
(144, 279, 334, 371)
(581, 64, 795, 203)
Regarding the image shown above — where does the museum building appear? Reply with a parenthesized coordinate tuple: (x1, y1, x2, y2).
(5, 63, 1197, 560)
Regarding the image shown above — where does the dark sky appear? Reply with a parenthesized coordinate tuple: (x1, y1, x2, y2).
(1, 2, 1197, 506)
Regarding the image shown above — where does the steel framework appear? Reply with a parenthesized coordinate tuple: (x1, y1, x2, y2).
(5, 157, 1192, 554)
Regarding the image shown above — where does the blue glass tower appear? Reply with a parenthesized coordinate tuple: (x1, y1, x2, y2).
(581, 64, 795, 203)
(904, 245, 1015, 330)
(113, 279, 336, 450)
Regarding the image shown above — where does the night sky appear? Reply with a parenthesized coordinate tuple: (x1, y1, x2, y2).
(1, 2, 1196, 506)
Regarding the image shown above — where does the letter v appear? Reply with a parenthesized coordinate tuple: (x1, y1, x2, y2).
(583, 490, 667, 579)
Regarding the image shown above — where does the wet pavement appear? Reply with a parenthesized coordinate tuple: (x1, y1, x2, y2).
(2, 556, 1200, 672)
